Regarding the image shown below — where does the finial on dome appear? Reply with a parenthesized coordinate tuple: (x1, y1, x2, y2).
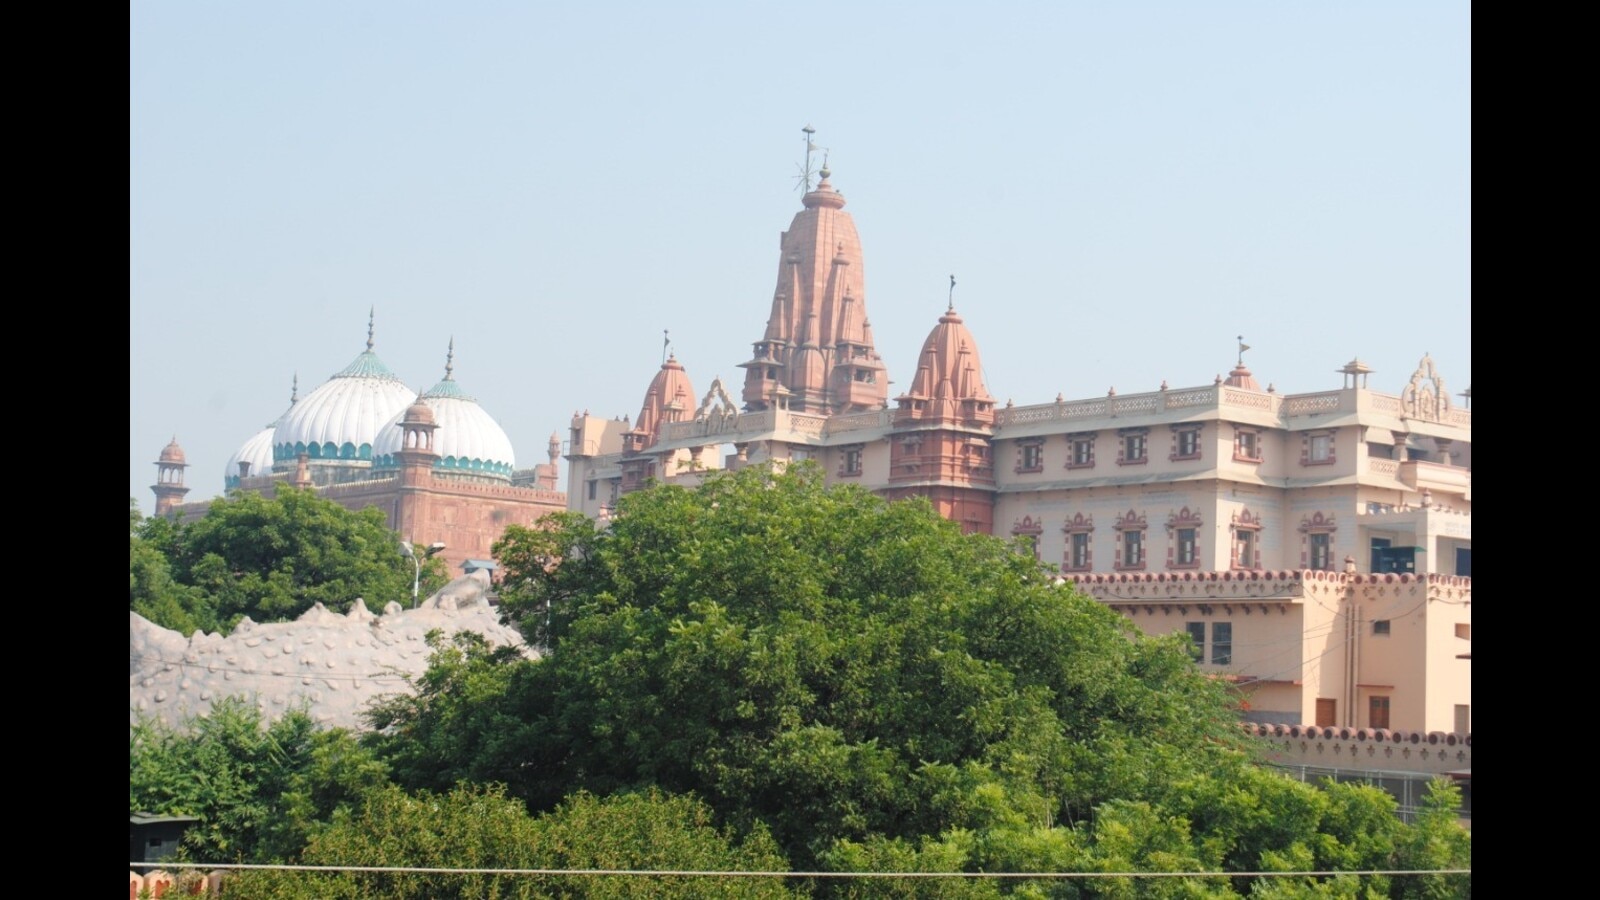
(290, 373, 299, 404)
(367, 308, 375, 352)
(444, 338, 455, 380)
(949, 274, 956, 312)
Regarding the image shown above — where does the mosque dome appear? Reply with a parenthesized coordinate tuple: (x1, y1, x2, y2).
(158, 438, 186, 465)
(226, 377, 299, 490)
(224, 426, 275, 489)
(373, 343, 516, 480)
(272, 316, 417, 467)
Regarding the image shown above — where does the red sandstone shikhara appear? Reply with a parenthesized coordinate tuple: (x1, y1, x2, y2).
(152, 136, 1469, 745)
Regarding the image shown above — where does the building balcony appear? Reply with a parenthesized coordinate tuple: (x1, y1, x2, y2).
(1398, 460, 1470, 495)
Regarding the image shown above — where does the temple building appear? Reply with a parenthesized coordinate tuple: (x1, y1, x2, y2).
(153, 321, 565, 576)
(566, 143, 1471, 736)
(149, 136, 1469, 736)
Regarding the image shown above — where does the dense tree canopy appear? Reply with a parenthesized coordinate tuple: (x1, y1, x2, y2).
(129, 489, 444, 634)
(130, 699, 390, 863)
(131, 467, 1469, 895)
(371, 465, 1255, 869)
(222, 786, 792, 900)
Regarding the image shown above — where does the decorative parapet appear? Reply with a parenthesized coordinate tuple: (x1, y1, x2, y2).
(1283, 391, 1343, 416)
(825, 409, 894, 435)
(1368, 458, 1399, 477)
(995, 384, 1285, 430)
(1243, 723, 1471, 776)
(1061, 569, 1469, 603)
(788, 413, 827, 436)
(1223, 388, 1275, 411)
(1061, 568, 1308, 601)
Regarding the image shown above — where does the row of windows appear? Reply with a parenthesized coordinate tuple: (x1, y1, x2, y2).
(1032, 525, 1264, 571)
(1011, 426, 1330, 473)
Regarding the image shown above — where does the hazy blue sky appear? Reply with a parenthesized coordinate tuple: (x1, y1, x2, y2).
(130, 1, 1470, 513)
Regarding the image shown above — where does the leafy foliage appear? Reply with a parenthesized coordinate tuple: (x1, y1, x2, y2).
(222, 785, 793, 899)
(129, 489, 444, 634)
(380, 464, 1253, 869)
(129, 698, 390, 863)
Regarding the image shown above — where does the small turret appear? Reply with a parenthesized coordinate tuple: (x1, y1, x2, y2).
(151, 437, 190, 516)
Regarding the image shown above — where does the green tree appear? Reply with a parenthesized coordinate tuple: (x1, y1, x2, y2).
(1391, 779, 1470, 900)
(379, 464, 1253, 870)
(130, 488, 445, 634)
(223, 785, 793, 900)
(130, 698, 391, 863)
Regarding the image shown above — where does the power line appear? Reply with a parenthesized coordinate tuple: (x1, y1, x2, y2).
(131, 861, 1470, 880)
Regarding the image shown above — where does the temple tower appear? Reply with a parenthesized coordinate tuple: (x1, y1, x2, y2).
(621, 354, 696, 492)
(739, 136, 887, 415)
(885, 299, 998, 534)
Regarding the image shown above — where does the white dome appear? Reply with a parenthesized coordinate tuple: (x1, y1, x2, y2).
(273, 350, 417, 466)
(224, 426, 276, 489)
(373, 375, 517, 479)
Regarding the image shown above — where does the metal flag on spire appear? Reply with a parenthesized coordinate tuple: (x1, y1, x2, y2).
(795, 125, 818, 193)
(662, 329, 671, 365)
(1237, 336, 1251, 365)
(949, 274, 957, 311)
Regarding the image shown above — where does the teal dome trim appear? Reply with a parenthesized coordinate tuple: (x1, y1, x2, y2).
(371, 454, 514, 479)
(334, 351, 403, 381)
(422, 378, 475, 401)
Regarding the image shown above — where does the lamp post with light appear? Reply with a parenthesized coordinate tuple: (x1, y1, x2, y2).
(399, 540, 447, 608)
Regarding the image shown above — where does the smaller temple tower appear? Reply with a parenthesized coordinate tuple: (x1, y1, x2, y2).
(885, 297, 998, 534)
(621, 354, 696, 493)
(151, 438, 191, 516)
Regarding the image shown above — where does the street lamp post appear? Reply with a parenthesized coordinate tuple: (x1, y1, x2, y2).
(399, 540, 448, 608)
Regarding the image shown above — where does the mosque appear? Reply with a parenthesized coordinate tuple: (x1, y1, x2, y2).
(151, 326, 565, 576)
(151, 138, 1471, 735)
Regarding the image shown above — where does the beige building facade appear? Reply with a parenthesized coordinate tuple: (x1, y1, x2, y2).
(567, 157, 1470, 736)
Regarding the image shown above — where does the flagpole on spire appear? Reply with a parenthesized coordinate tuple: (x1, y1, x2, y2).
(949, 275, 957, 312)
(1237, 335, 1251, 366)
(795, 125, 819, 193)
(662, 329, 671, 365)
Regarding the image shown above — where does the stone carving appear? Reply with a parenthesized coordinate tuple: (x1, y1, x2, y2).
(129, 571, 531, 732)
(694, 377, 740, 434)
(1400, 354, 1451, 422)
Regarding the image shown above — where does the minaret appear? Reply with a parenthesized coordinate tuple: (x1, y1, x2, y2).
(536, 431, 562, 490)
(740, 128, 888, 414)
(395, 398, 441, 484)
(151, 437, 190, 516)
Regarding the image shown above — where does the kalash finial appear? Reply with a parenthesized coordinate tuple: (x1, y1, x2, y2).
(444, 337, 455, 380)
(366, 307, 376, 352)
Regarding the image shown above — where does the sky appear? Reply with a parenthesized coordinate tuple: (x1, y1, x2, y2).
(130, 2, 1471, 514)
